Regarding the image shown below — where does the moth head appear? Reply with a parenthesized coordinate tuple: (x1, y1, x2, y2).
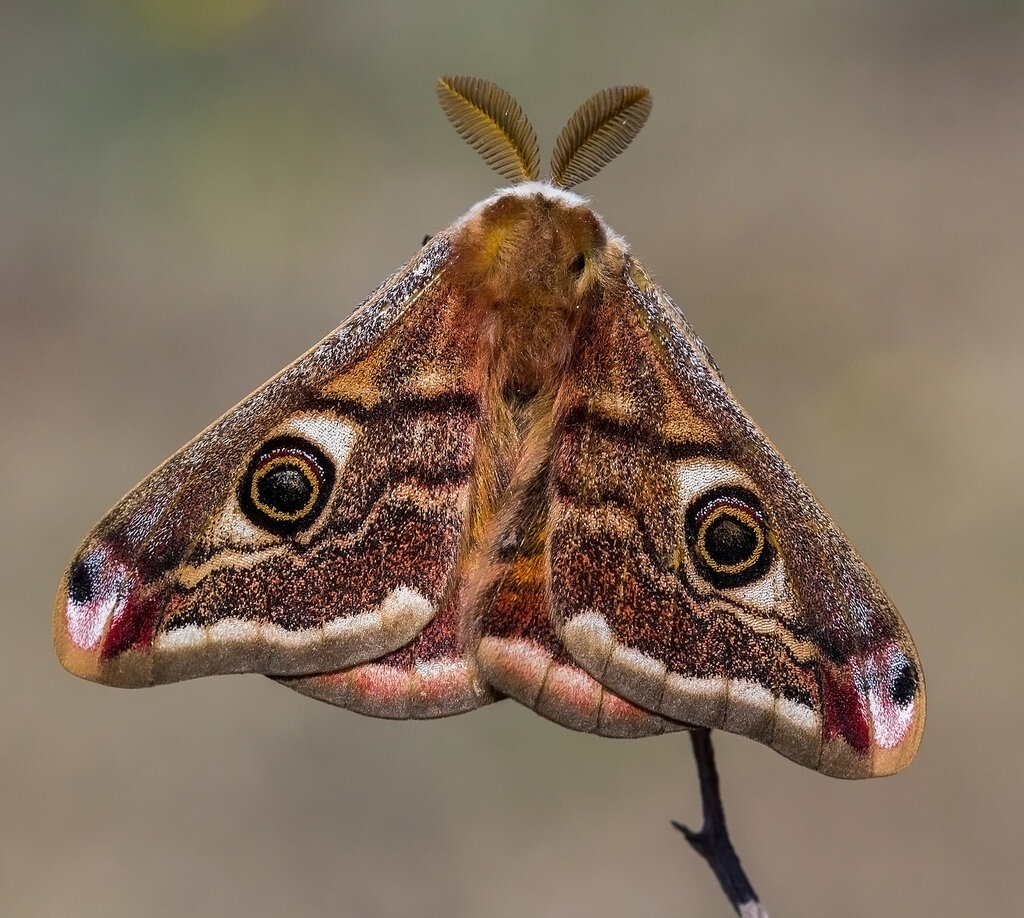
(456, 187, 611, 303)
(437, 75, 649, 397)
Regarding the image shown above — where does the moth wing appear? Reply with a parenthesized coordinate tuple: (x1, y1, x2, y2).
(54, 234, 488, 691)
(548, 259, 925, 778)
(474, 447, 683, 738)
(468, 430, 679, 737)
(281, 575, 497, 720)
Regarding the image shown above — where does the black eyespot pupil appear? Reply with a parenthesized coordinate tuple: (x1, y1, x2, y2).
(257, 465, 313, 515)
(704, 516, 758, 566)
(890, 660, 918, 706)
(569, 253, 586, 276)
(68, 558, 93, 604)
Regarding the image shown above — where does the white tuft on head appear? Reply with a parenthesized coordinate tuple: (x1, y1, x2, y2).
(455, 182, 627, 251)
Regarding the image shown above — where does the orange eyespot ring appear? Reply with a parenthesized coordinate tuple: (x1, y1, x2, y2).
(250, 456, 320, 521)
(238, 437, 334, 536)
(685, 487, 773, 588)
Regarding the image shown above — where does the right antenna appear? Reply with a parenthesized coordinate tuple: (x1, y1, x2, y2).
(549, 85, 652, 188)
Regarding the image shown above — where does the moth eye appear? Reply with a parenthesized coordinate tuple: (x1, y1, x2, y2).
(685, 487, 773, 588)
(568, 253, 587, 277)
(238, 436, 335, 536)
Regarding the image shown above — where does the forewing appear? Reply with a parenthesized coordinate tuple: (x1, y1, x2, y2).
(54, 235, 488, 689)
(549, 260, 925, 777)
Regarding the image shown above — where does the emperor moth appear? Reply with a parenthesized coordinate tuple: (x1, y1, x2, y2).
(55, 76, 924, 781)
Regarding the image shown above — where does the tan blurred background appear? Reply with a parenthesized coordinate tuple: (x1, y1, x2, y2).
(3, 2, 1023, 915)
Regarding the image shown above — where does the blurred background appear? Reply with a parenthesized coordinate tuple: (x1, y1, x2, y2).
(3, 2, 1022, 916)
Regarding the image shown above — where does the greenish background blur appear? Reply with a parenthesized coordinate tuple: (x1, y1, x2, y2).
(4, 2, 1022, 915)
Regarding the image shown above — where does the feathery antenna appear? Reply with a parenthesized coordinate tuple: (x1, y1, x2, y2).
(436, 76, 540, 184)
(550, 85, 652, 189)
(437, 77, 651, 188)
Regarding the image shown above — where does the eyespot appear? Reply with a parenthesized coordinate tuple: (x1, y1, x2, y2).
(68, 557, 94, 605)
(685, 486, 773, 588)
(238, 436, 335, 536)
(889, 658, 918, 707)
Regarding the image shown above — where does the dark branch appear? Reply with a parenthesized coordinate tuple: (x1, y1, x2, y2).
(673, 729, 770, 917)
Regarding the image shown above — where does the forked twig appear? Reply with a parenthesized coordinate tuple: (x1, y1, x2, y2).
(673, 730, 770, 918)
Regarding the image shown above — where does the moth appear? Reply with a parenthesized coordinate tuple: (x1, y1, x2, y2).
(55, 76, 924, 779)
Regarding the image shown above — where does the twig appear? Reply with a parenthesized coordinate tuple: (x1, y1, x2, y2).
(673, 729, 770, 918)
